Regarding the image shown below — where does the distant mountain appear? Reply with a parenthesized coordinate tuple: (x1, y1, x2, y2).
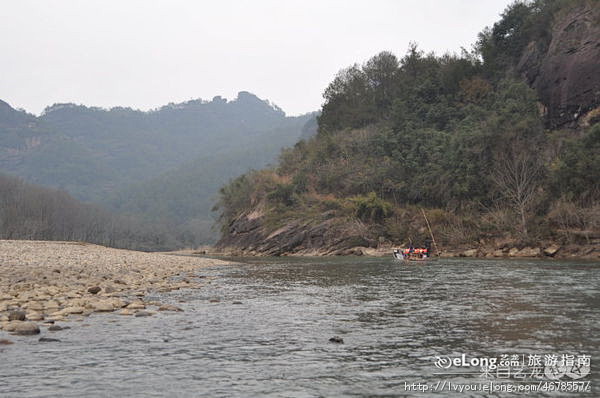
(0, 92, 317, 246)
(107, 113, 315, 244)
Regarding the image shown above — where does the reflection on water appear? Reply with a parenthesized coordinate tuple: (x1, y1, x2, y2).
(1, 256, 598, 397)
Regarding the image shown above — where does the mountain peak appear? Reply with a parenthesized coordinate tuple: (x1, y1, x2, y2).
(234, 91, 284, 116)
(0, 99, 34, 125)
(236, 91, 260, 102)
(43, 103, 80, 114)
(0, 99, 13, 110)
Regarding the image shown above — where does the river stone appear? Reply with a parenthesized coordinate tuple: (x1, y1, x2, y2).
(158, 304, 183, 312)
(492, 249, 505, 257)
(462, 249, 478, 257)
(44, 300, 60, 310)
(68, 298, 88, 308)
(103, 285, 116, 294)
(25, 301, 45, 311)
(134, 311, 154, 317)
(118, 309, 135, 316)
(61, 306, 86, 315)
(46, 287, 60, 296)
(8, 310, 26, 321)
(39, 337, 61, 343)
(1, 321, 17, 331)
(48, 325, 70, 331)
(87, 286, 101, 295)
(127, 302, 145, 310)
(48, 310, 64, 317)
(11, 322, 40, 335)
(0, 339, 14, 345)
(18, 292, 35, 301)
(544, 245, 561, 256)
(0, 295, 13, 301)
(26, 312, 44, 321)
(48, 325, 64, 331)
(517, 247, 541, 257)
(108, 298, 128, 308)
(508, 248, 520, 256)
(91, 301, 115, 312)
(329, 336, 344, 344)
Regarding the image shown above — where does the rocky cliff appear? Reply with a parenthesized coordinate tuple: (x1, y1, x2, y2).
(518, 0, 600, 128)
(216, 206, 378, 256)
(215, 207, 599, 258)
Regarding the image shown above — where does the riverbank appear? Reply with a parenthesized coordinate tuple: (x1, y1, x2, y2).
(213, 206, 600, 260)
(0, 240, 233, 340)
(198, 241, 599, 260)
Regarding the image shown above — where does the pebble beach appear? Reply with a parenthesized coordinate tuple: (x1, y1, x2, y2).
(0, 240, 232, 340)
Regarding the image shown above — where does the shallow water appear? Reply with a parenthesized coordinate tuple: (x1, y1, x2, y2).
(1, 256, 598, 397)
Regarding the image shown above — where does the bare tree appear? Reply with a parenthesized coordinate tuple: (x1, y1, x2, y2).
(0, 173, 174, 250)
(491, 142, 543, 239)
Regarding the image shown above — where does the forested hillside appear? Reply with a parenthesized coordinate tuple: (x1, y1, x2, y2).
(0, 173, 170, 250)
(107, 114, 315, 245)
(0, 92, 316, 247)
(216, 0, 600, 257)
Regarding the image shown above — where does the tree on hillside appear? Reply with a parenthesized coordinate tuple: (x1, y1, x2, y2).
(491, 141, 543, 239)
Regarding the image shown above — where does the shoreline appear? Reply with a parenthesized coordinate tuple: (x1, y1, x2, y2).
(181, 243, 599, 261)
(0, 240, 235, 341)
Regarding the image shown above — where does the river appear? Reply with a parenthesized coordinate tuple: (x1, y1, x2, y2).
(1, 256, 598, 397)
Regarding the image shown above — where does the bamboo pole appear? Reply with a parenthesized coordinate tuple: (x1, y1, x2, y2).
(421, 208, 440, 257)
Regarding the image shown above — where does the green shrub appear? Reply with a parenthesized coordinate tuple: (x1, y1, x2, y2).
(267, 183, 297, 206)
(350, 192, 393, 222)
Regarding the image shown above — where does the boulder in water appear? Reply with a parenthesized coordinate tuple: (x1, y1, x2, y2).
(134, 311, 154, 317)
(11, 322, 40, 335)
(39, 337, 61, 343)
(47, 325, 65, 331)
(158, 304, 183, 312)
(8, 310, 26, 321)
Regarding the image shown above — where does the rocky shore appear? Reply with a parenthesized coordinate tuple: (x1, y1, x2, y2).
(214, 208, 599, 259)
(0, 240, 232, 341)
(208, 242, 598, 260)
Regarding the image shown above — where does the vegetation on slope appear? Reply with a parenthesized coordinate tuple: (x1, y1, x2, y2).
(216, 0, 600, 251)
(0, 93, 316, 248)
(0, 173, 171, 251)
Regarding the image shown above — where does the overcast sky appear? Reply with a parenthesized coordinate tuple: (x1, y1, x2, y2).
(1, 0, 513, 116)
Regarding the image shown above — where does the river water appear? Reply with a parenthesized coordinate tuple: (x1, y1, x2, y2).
(1, 256, 598, 397)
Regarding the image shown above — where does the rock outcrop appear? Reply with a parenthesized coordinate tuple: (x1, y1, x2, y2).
(518, 1, 600, 128)
(216, 210, 378, 256)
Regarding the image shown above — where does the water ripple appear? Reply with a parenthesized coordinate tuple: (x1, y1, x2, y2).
(1, 256, 598, 397)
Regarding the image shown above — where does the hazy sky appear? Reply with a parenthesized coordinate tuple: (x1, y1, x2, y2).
(1, 0, 513, 116)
